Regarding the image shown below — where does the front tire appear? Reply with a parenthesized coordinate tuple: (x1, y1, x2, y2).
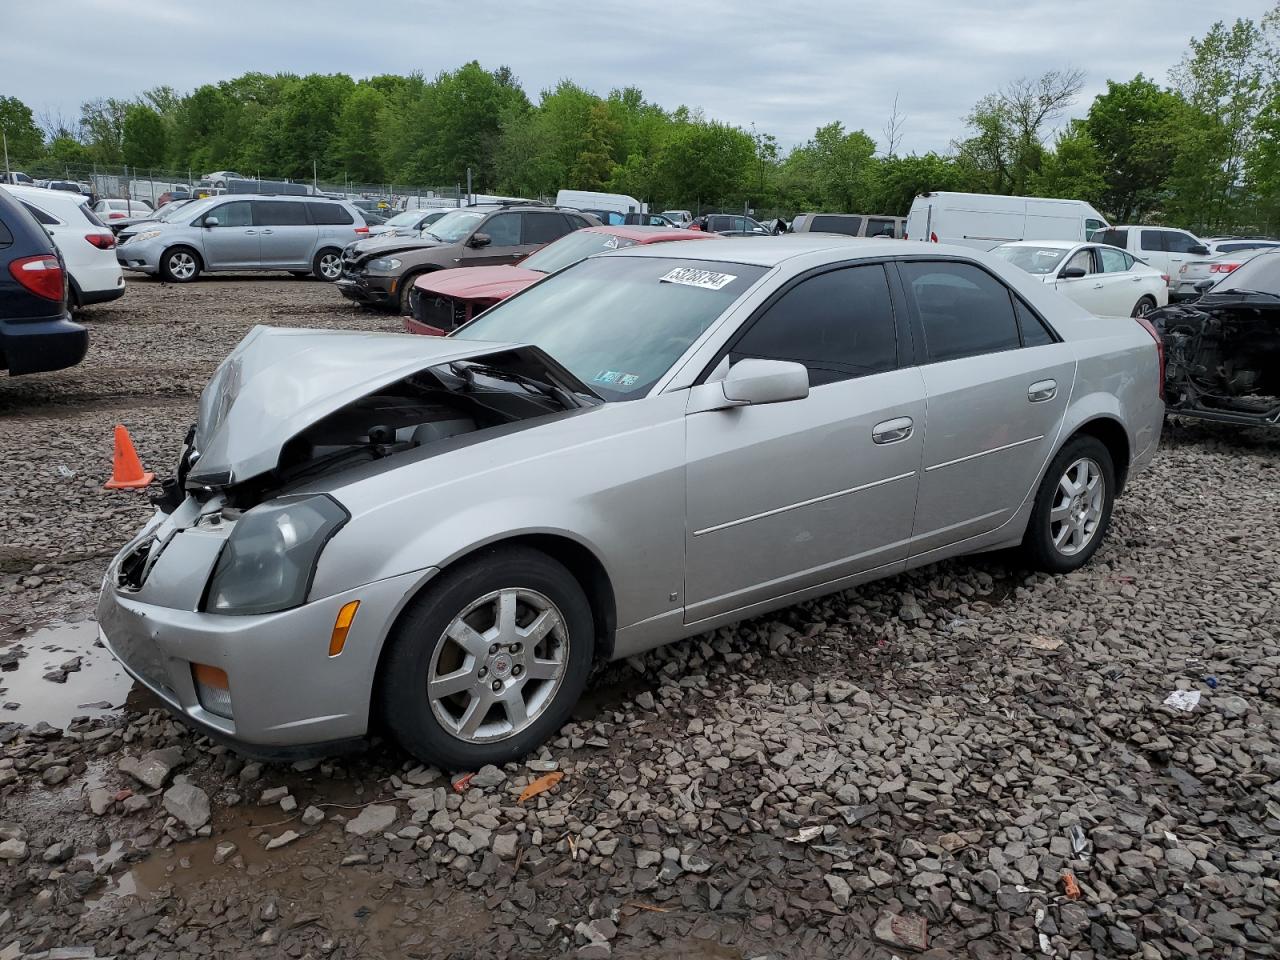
(312, 248, 342, 282)
(1021, 435, 1115, 573)
(1131, 296, 1156, 318)
(160, 247, 201, 283)
(398, 270, 427, 315)
(379, 547, 594, 769)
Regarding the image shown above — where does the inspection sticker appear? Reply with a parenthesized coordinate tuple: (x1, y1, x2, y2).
(659, 267, 737, 290)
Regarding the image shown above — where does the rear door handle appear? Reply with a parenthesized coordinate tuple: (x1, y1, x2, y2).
(1028, 379, 1057, 403)
(244, 230, 257, 235)
(1091, 282, 1103, 289)
(872, 416, 913, 444)
(260, 229, 273, 235)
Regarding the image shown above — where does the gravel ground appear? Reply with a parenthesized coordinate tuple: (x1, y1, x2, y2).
(0, 276, 1277, 959)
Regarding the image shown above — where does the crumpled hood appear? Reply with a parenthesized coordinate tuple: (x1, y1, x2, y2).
(415, 265, 541, 302)
(189, 326, 522, 486)
(346, 234, 443, 262)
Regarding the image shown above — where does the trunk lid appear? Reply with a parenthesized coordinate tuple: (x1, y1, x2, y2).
(189, 326, 529, 487)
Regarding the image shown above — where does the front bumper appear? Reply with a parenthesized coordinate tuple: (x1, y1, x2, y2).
(335, 273, 396, 307)
(97, 531, 436, 751)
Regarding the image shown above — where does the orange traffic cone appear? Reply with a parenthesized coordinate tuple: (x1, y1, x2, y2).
(104, 425, 155, 490)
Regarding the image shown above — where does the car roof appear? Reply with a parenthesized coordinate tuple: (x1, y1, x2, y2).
(613, 234, 896, 267)
(997, 240, 1085, 250)
(584, 225, 717, 243)
(5, 183, 90, 209)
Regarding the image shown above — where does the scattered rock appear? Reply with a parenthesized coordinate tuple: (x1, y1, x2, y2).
(162, 782, 211, 830)
(345, 804, 397, 837)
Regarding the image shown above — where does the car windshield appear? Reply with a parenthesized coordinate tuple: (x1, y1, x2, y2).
(454, 256, 767, 401)
(521, 230, 640, 274)
(384, 210, 423, 228)
(1207, 250, 1280, 295)
(175, 198, 220, 223)
(992, 245, 1071, 275)
(155, 201, 191, 221)
(426, 210, 486, 242)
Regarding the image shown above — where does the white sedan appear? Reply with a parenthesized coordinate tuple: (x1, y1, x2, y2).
(993, 240, 1169, 317)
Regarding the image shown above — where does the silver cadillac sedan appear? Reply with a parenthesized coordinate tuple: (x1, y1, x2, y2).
(97, 237, 1164, 768)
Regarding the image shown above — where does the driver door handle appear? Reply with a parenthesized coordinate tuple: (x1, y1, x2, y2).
(1091, 282, 1103, 289)
(259, 229, 274, 235)
(1028, 379, 1057, 403)
(872, 416, 913, 444)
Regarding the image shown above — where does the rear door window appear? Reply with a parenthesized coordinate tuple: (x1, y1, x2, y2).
(1098, 247, 1130, 273)
(899, 261, 1022, 363)
(810, 215, 862, 236)
(1140, 229, 1166, 252)
(254, 201, 309, 226)
(866, 218, 896, 237)
(729, 264, 898, 386)
(1165, 231, 1200, 253)
(523, 212, 571, 244)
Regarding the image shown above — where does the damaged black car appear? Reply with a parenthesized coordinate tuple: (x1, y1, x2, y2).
(1151, 249, 1280, 427)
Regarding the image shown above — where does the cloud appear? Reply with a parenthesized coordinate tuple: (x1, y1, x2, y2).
(2, 0, 1274, 155)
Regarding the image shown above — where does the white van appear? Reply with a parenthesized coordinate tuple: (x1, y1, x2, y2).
(555, 190, 645, 217)
(905, 192, 1108, 251)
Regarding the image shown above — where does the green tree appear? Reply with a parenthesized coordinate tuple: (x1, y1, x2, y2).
(80, 97, 130, 163)
(654, 120, 754, 209)
(0, 95, 44, 162)
(568, 102, 619, 190)
(122, 104, 167, 169)
(868, 153, 967, 216)
(1029, 120, 1106, 203)
(810, 122, 877, 210)
(333, 85, 387, 183)
(1083, 75, 1186, 222)
(1167, 16, 1269, 231)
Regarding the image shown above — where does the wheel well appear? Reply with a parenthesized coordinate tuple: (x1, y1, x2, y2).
(1072, 418, 1131, 494)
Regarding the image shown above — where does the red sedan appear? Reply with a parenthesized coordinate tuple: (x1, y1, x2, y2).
(405, 225, 719, 336)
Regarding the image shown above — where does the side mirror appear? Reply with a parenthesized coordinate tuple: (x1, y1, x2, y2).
(1060, 266, 1087, 279)
(1189, 244, 1210, 256)
(721, 359, 809, 406)
(1194, 279, 1215, 292)
(203, 216, 219, 228)
(468, 232, 491, 248)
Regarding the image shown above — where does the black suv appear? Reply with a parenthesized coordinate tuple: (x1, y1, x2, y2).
(0, 188, 88, 375)
(336, 204, 598, 313)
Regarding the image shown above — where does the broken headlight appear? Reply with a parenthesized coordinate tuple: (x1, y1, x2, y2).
(205, 495, 348, 615)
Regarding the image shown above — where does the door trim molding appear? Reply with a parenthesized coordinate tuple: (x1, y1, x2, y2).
(924, 435, 1044, 473)
(692, 471, 917, 538)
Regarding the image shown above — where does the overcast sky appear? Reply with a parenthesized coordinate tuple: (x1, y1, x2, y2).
(2, 0, 1275, 153)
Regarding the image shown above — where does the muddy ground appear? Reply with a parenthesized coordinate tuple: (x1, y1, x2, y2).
(0, 275, 1277, 959)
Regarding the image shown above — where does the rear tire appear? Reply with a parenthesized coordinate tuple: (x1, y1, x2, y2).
(1131, 296, 1156, 318)
(379, 546, 595, 770)
(159, 247, 201, 283)
(1021, 435, 1115, 573)
(312, 248, 342, 282)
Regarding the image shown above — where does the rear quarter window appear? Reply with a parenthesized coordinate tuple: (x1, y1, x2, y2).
(1096, 229, 1128, 248)
(20, 201, 58, 226)
(306, 202, 354, 225)
(0, 219, 13, 248)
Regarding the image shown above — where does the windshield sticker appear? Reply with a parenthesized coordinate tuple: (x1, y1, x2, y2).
(659, 267, 738, 290)
(594, 370, 621, 384)
(603, 236, 620, 250)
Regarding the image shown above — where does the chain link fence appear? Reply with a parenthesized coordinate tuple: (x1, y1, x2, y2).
(4, 159, 468, 212)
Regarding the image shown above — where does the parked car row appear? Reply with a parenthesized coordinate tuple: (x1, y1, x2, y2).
(95, 234, 1165, 767)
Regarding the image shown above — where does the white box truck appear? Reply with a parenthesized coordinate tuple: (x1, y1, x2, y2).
(905, 192, 1109, 251)
(554, 190, 646, 216)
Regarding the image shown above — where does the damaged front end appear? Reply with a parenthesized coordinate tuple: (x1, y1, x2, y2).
(1154, 295, 1280, 427)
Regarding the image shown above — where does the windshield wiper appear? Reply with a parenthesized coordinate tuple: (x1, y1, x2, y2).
(425, 231, 446, 242)
(448, 361, 588, 410)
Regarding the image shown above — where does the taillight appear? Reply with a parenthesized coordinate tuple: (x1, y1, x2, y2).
(8, 254, 64, 301)
(1160, 274, 1169, 284)
(930, 232, 939, 242)
(355, 225, 369, 234)
(109, 212, 126, 219)
(1210, 262, 1240, 273)
(86, 233, 116, 249)
(1134, 315, 1165, 401)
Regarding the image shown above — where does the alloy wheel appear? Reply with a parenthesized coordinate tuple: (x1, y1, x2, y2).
(427, 587, 569, 743)
(1049, 457, 1105, 556)
(319, 253, 341, 280)
(168, 252, 196, 280)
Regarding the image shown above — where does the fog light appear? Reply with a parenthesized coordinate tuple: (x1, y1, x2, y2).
(329, 600, 360, 657)
(192, 663, 233, 719)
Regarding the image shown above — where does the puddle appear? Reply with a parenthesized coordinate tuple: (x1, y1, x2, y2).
(0, 620, 136, 727)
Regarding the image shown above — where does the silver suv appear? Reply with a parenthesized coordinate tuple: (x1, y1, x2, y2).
(115, 195, 368, 282)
